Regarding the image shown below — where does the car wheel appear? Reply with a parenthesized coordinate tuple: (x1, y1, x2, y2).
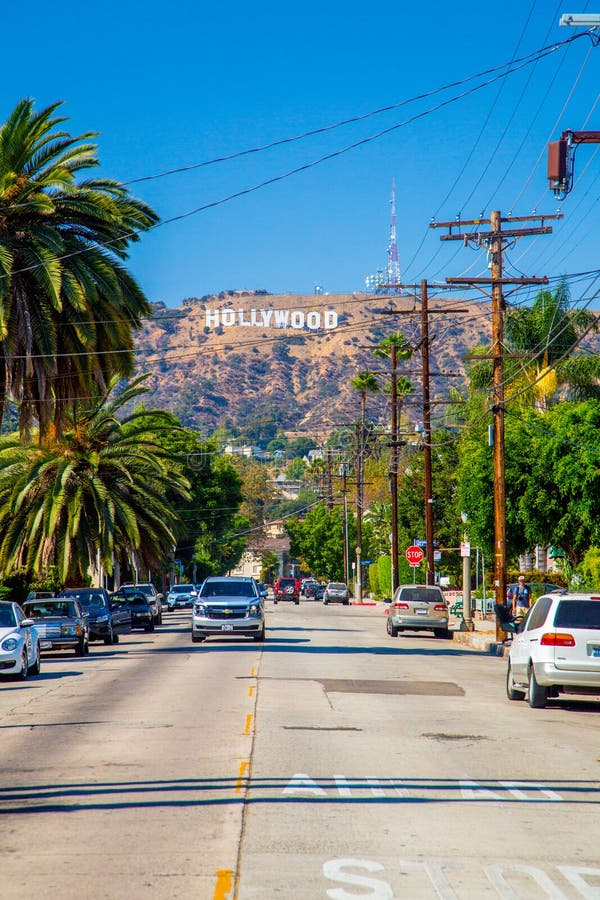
(104, 627, 115, 645)
(28, 644, 41, 676)
(506, 662, 525, 701)
(75, 638, 87, 657)
(17, 648, 29, 680)
(273, 598, 278, 604)
(528, 665, 548, 708)
(112, 632, 120, 644)
(387, 617, 399, 637)
(433, 628, 451, 639)
(191, 633, 205, 643)
(294, 598, 300, 605)
(145, 623, 155, 633)
(253, 627, 265, 641)
(323, 597, 329, 604)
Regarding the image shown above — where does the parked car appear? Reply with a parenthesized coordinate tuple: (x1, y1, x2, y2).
(120, 582, 163, 625)
(22, 597, 89, 656)
(305, 582, 325, 600)
(110, 590, 154, 632)
(300, 578, 318, 596)
(26, 590, 55, 602)
(166, 583, 198, 611)
(385, 584, 450, 638)
(273, 577, 299, 604)
(0, 600, 41, 679)
(192, 576, 265, 643)
(323, 582, 350, 605)
(506, 591, 600, 709)
(58, 587, 131, 644)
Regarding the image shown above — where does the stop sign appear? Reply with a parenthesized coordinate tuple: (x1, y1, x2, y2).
(405, 545, 424, 567)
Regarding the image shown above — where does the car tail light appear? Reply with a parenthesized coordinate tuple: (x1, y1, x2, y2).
(433, 604, 448, 611)
(541, 632, 576, 647)
(394, 602, 409, 609)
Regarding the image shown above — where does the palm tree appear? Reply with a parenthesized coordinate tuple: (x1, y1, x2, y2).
(0, 376, 190, 584)
(350, 371, 380, 420)
(469, 280, 600, 409)
(0, 99, 158, 439)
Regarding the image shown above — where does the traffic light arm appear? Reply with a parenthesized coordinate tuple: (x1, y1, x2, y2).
(548, 131, 600, 198)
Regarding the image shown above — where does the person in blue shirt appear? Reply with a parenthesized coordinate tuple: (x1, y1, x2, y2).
(510, 576, 531, 617)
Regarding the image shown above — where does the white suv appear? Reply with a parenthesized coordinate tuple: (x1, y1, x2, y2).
(507, 591, 600, 708)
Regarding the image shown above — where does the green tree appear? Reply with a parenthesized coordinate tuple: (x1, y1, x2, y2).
(351, 371, 380, 420)
(0, 375, 189, 584)
(0, 99, 158, 440)
(286, 505, 353, 581)
(520, 400, 600, 567)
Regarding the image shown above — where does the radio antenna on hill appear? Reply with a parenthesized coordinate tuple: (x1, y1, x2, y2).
(365, 179, 402, 293)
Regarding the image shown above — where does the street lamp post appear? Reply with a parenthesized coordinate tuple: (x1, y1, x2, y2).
(461, 512, 473, 631)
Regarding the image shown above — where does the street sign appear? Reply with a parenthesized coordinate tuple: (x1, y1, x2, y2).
(405, 545, 424, 567)
(460, 541, 471, 558)
(434, 550, 442, 562)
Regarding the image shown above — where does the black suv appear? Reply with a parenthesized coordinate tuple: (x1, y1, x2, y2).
(58, 588, 131, 645)
(120, 582, 163, 625)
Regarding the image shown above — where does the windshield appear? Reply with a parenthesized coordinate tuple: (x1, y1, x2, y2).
(0, 606, 17, 628)
(199, 581, 257, 598)
(63, 590, 107, 609)
(25, 601, 79, 618)
(171, 585, 193, 593)
(329, 583, 347, 590)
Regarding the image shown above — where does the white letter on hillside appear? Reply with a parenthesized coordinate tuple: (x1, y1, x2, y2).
(221, 309, 235, 327)
(324, 310, 338, 329)
(306, 311, 320, 330)
(205, 309, 219, 328)
(274, 310, 290, 328)
(261, 309, 273, 327)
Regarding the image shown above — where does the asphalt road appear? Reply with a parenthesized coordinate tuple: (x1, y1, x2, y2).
(0, 602, 599, 899)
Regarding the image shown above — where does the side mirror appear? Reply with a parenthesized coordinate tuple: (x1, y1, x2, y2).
(383, 597, 391, 603)
(502, 621, 518, 635)
(20, 618, 35, 628)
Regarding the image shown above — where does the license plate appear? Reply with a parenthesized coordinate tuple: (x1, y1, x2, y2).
(415, 608, 428, 615)
(593, 647, 600, 658)
(40, 640, 52, 649)
(221, 624, 234, 631)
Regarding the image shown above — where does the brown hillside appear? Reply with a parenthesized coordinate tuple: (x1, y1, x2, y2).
(133, 292, 491, 434)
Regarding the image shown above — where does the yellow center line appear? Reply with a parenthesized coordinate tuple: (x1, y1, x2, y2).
(213, 869, 232, 899)
(235, 759, 249, 794)
(250, 666, 256, 677)
(242, 713, 253, 735)
(248, 684, 255, 698)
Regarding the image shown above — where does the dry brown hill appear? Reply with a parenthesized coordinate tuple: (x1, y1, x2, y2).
(133, 291, 491, 435)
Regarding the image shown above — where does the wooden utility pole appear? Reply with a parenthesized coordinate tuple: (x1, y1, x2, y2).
(431, 211, 559, 639)
(376, 290, 467, 590)
(389, 341, 399, 594)
(420, 280, 435, 586)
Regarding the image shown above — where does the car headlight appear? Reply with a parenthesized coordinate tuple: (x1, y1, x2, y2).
(194, 604, 207, 616)
(1, 637, 19, 651)
(249, 604, 260, 616)
(60, 625, 79, 636)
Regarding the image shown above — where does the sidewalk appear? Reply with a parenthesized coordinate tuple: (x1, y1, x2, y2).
(451, 615, 510, 656)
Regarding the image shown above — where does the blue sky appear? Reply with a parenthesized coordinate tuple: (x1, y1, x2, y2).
(3, 1, 600, 309)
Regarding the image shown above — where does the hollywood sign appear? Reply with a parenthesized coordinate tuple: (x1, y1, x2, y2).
(204, 307, 339, 331)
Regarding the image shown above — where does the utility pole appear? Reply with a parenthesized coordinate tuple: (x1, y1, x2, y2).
(355, 422, 363, 603)
(326, 449, 334, 512)
(389, 341, 399, 594)
(376, 289, 467, 590)
(420, 280, 435, 586)
(431, 212, 559, 639)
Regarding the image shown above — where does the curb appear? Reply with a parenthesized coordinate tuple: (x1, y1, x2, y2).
(452, 630, 510, 656)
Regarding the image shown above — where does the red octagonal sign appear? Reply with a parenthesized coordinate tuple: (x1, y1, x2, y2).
(405, 545, 424, 567)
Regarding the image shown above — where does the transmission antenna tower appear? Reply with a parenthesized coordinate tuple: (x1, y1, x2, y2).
(386, 178, 401, 290)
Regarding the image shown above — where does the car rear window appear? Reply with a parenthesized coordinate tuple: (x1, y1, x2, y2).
(554, 601, 600, 630)
(398, 588, 443, 604)
(329, 583, 347, 590)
